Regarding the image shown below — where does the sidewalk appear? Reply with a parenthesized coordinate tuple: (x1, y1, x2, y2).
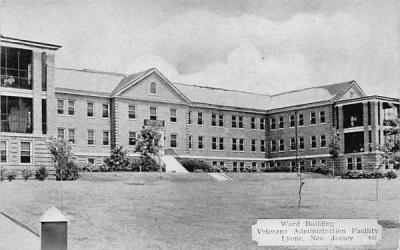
(0, 212, 39, 250)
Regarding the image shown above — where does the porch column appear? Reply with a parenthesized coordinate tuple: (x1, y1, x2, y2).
(32, 51, 42, 135)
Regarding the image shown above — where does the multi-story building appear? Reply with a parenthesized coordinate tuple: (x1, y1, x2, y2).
(0, 35, 60, 170)
(1, 36, 399, 173)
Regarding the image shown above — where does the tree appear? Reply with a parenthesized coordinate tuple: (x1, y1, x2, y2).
(376, 117, 400, 200)
(134, 126, 163, 176)
(47, 137, 79, 181)
(329, 128, 340, 178)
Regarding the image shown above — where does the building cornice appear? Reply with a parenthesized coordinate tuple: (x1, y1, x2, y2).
(1, 35, 61, 50)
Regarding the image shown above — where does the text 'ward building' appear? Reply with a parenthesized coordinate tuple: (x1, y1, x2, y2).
(1, 36, 399, 173)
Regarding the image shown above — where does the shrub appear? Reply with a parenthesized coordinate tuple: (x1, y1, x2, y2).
(179, 159, 211, 172)
(22, 169, 33, 181)
(104, 146, 130, 171)
(139, 156, 160, 172)
(0, 169, 6, 181)
(56, 161, 79, 181)
(263, 166, 291, 172)
(35, 166, 49, 181)
(6, 170, 17, 182)
(384, 171, 397, 179)
(82, 164, 100, 172)
(311, 166, 332, 175)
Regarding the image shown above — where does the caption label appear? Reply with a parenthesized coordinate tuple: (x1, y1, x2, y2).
(252, 219, 382, 246)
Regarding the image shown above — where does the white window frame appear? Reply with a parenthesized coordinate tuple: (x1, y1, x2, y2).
(57, 127, 65, 139)
(67, 100, 75, 115)
(150, 107, 157, 120)
(320, 134, 327, 148)
(103, 130, 110, 146)
(57, 99, 64, 114)
(170, 108, 177, 123)
(20, 141, 32, 164)
(170, 134, 177, 148)
(87, 101, 95, 117)
(0, 140, 8, 163)
(102, 104, 110, 118)
(88, 129, 95, 145)
(198, 136, 204, 150)
(68, 128, 76, 144)
(310, 135, 317, 148)
(128, 131, 136, 146)
(128, 105, 136, 119)
(197, 112, 204, 126)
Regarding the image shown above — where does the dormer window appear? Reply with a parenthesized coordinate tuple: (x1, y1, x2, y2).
(150, 82, 156, 94)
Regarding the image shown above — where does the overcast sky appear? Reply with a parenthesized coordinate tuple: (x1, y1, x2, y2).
(1, 0, 399, 97)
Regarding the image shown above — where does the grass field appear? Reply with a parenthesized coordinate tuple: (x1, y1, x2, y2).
(0, 172, 399, 249)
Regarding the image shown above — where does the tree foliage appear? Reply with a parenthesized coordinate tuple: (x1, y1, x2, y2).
(47, 137, 79, 180)
(134, 126, 162, 157)
(104, 146, 130, 171)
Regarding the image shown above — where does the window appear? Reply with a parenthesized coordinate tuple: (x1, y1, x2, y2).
(270, 118, 276, 129)
(320, 111, 326, 123)
(290, 161, 296, 170)
(20, 141, 31, 163)
(298, 114, 304, 126)
(57, 100, 64, 114)
(311, 136, 317, 148)
(87, 102, 94, 117)
(279, 116, 284, 128)
(150, 107, 157, 120)
(218, 114, 224, 127)
(68, 129, 75, 144)
(212, 161, 218, 167)
(232, 115, 237, 128)
(251, 117, 256, 129)
(57, 128, 65, 139)
(198, 136, 204, 149)
(299, 137, 305, 149)
(311, 160, 317, 168)
(356, 158, 362, 170)
(1, 96, 33, 133)
(252, 162, 257, 170)
(232, 138, 238, 151)
(239, 162, 245, 171)
(103, 131, 110, 145)
(260, 118, 265, 130)
(238, 116, 244, 128)
(211, 113, 217, 126)
(197, 112, 203, 125)
(347, 158, 353, 170)
(187, 111, 192, 124)
(42, 99, 47, 134)
(187, 136, 193, 149)
(239, 138, 244, 151)
(321, 159, 327, 166)
(310, 112, 316, 124)
(170, 108, 177, 122)
(128, 105, 136, 119)
(290, 138, 296, 151)
(251, 139, 256, 152)
(68, 100, 75, 115)
(279, 139, 285, 152)
(271, 140, 277, 152)
(233, 162, 238, 172)
(320, 135, 326, 148)
(290, 115, 295, 127)
(126, 132, 135, 146)
(102, 104, 109, 118)
(260, 140, 265, 152)
(1, 46, 33, 89)
(219, 138, 224, 150)
(219, 161, 225, 168)
(170, 134, 177, 148)
(212, 137, 217, 150)
(88, 158, 96, 165)
(150, 82, 156, 94)
(88, 130, 95, 145)
(0, 141, 7, 162)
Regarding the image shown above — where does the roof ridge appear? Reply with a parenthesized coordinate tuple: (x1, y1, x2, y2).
(173, 82, 271, 97)
(271, 80, 354, 97)
(56, 67, 126, 77)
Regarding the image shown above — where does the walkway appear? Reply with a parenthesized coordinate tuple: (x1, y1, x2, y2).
(0, 212, 39, 250)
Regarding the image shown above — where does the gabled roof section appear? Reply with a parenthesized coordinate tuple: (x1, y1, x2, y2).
(174, 83, 271, 110)
(268, 81, 362, 110)
(111, 68, 191, 103)
(55, 68, 126, 95)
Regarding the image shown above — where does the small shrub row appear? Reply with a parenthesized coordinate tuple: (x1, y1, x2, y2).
(0, 167, 48, 181)
(83, 156, 162, 172)
(179, 159, 212, 172)
(341, 170, 397, 179)
(262, 166, 291, 172)
(310, 167, 332, 175)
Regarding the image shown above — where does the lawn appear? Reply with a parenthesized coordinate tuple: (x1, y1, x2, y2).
(0, 172, 399, 250)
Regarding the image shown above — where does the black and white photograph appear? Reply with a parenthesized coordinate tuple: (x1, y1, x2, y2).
(0, 0, 399, 249)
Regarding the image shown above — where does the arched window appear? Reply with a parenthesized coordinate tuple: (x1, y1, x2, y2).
(150, 82, 156, 94)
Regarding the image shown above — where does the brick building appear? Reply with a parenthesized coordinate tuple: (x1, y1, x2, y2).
(1, 36, 399, 173)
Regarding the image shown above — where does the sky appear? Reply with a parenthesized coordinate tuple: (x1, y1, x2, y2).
(1, 0, 399, 97)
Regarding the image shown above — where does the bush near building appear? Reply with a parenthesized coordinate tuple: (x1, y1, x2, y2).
(179, 159, 211, 172)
